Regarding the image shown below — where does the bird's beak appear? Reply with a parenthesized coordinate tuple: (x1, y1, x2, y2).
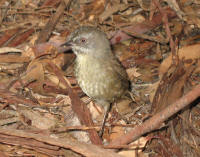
(58, 40, 73, 53)
(60, 40, 73, 47)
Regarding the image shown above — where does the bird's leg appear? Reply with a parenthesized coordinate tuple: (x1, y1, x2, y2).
(99, 103, 112, 138)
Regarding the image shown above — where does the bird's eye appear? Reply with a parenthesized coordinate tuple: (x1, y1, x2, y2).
(81, 38, 86, 43)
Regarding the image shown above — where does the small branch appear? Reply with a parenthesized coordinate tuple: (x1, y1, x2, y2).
(153, 0, 178, 65)
(35, 0, 70, 44)
(0, 128, 122, 157)
(108, 84, 200, 146)
(47, 62, 102, 145)
(0, 89, 39, 107)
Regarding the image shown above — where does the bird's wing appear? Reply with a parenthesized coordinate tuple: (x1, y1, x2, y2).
(103, 55, 129, 89)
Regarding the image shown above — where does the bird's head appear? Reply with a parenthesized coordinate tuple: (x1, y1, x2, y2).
(62, 26, 111, 58)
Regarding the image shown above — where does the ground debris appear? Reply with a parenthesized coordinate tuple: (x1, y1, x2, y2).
(0, 0, 199, 157)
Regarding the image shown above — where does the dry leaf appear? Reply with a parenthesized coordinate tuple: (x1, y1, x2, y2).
(82, 0, 106, 21)
(159, 44, 200, 75)
(126, 68, 141, 81)
(0, 47, 22, 54)
(110, 124, 125, 141)
(118, 137, 148, 157)
(19, 109, 56, 130)
(22, 59, 45, 94)
(88, 101, 102, 121)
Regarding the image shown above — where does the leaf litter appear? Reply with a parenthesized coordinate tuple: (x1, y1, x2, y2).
(0, 0, 199, 157)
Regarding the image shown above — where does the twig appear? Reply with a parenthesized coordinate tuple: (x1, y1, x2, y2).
(47, 62, 102, 145)
(0, 128, 122, 157)
(108, 84, 200, 146)
(0, 89, 39, 107)
(153, 0, 178, 65)
(35, 0, 70, 44)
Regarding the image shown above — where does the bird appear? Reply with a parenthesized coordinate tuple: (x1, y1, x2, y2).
(62, 26, 129, 136)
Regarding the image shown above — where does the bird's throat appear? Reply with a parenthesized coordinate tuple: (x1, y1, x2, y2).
(73, 46, 90, 55)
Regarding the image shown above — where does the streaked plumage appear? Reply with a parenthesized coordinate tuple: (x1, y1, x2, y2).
(64, 26, 129, 107)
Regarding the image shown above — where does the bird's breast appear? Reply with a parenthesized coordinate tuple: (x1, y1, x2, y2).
(74, 54, 127, 104)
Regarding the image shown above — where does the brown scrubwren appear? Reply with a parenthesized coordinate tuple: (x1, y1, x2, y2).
(62, 26, 129, 136)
